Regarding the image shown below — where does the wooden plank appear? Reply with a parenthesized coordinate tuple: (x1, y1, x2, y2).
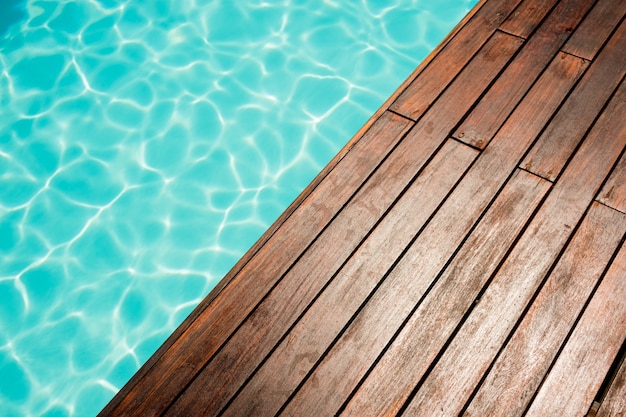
(499, 0, 559, 38)
(340, 169, 551, 417)
(464, 202, 626, 417)
(562, 0, 626, 60)
(201, 140, 478, 417)
(162, 31, 522, 416)
(598, 147, 626, 214)
(280, 52, 586, 417)
(390, 0, 523, 120)
(99, 111, 413, 416)
(453, 0, 595, 149)
(597, 354, 626, 417)
(520, 19, 626, 181)
(525, 243, 626, 416)
(402, 68, 626, 417)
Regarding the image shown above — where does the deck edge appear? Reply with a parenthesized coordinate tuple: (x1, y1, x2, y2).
(97, 1, 490, 414)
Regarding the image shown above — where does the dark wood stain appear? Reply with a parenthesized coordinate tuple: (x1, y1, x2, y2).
(520, 18, 626, 182)
(98, 0, 626, 416)
(453, 0, 595, 149)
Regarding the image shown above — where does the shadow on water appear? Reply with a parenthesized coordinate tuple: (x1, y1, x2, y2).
(0, 0, 27, 36)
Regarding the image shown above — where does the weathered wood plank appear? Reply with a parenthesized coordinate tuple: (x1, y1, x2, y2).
(211, 139, 477, 417)
(280, 52, 586, 417)
(340, 169, 551, 417)
(453, 0, 595, 149)
(463, 202, 626, 417)
(166, 30, 521, 416)
(99, 111, 413, 417)
(521, 19, 626, 181)
(525, 243, 626, 416)
(561, 0, 626, 60)
(390, 0, 523, 119)
(597, 354, 626, 417)
(598, 146, 626, 214)
(499, 0, 559, 38)
(401, 65, 626, 416)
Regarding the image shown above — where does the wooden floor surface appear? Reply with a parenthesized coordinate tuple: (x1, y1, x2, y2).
(100, 0, 626, 415)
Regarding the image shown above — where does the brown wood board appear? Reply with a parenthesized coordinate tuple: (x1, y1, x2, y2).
(453, 0, 595, 149)
(562, 0, 626, 59)
(340, 169, 551, 416)
(401, 62, 626, 416)
(525, 243, 626, 416)
(598, 136, 626, 214)
(597, 354, 626, 417)
(280, 51, 586, 417)
(499, 0, 560, 38)
(463, 202, 626, 417)
(520, 18, 626, 181)
(332, 49, 586, 417)
(210, 139, 477, 417)
(390, 0, 523, 119)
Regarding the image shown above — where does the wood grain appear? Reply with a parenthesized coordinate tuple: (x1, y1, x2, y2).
(390, 0, 523, 119)
(499, 0, 559, 38)
(597, 354, 626, 417)
(520, 19, 626, 181)
(561, 0, 626, 60)
(525, 243, 626, 416)
(463, 202, 626, 417)
(597, 119, 626, 214)
(340, 170, 551, 417)
(216, 139, 477, 417)
(453, 0, 594, 149)
(402, 62, 626, 416)
(280, 52, 586, 417)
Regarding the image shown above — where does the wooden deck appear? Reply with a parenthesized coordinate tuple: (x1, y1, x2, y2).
(100, 0, 626, 415)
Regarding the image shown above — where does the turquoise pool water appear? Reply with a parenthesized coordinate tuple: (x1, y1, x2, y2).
(0, 1, 478, 416)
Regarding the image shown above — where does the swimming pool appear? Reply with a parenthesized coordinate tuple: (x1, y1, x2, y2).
(0, 1, 478, 415)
